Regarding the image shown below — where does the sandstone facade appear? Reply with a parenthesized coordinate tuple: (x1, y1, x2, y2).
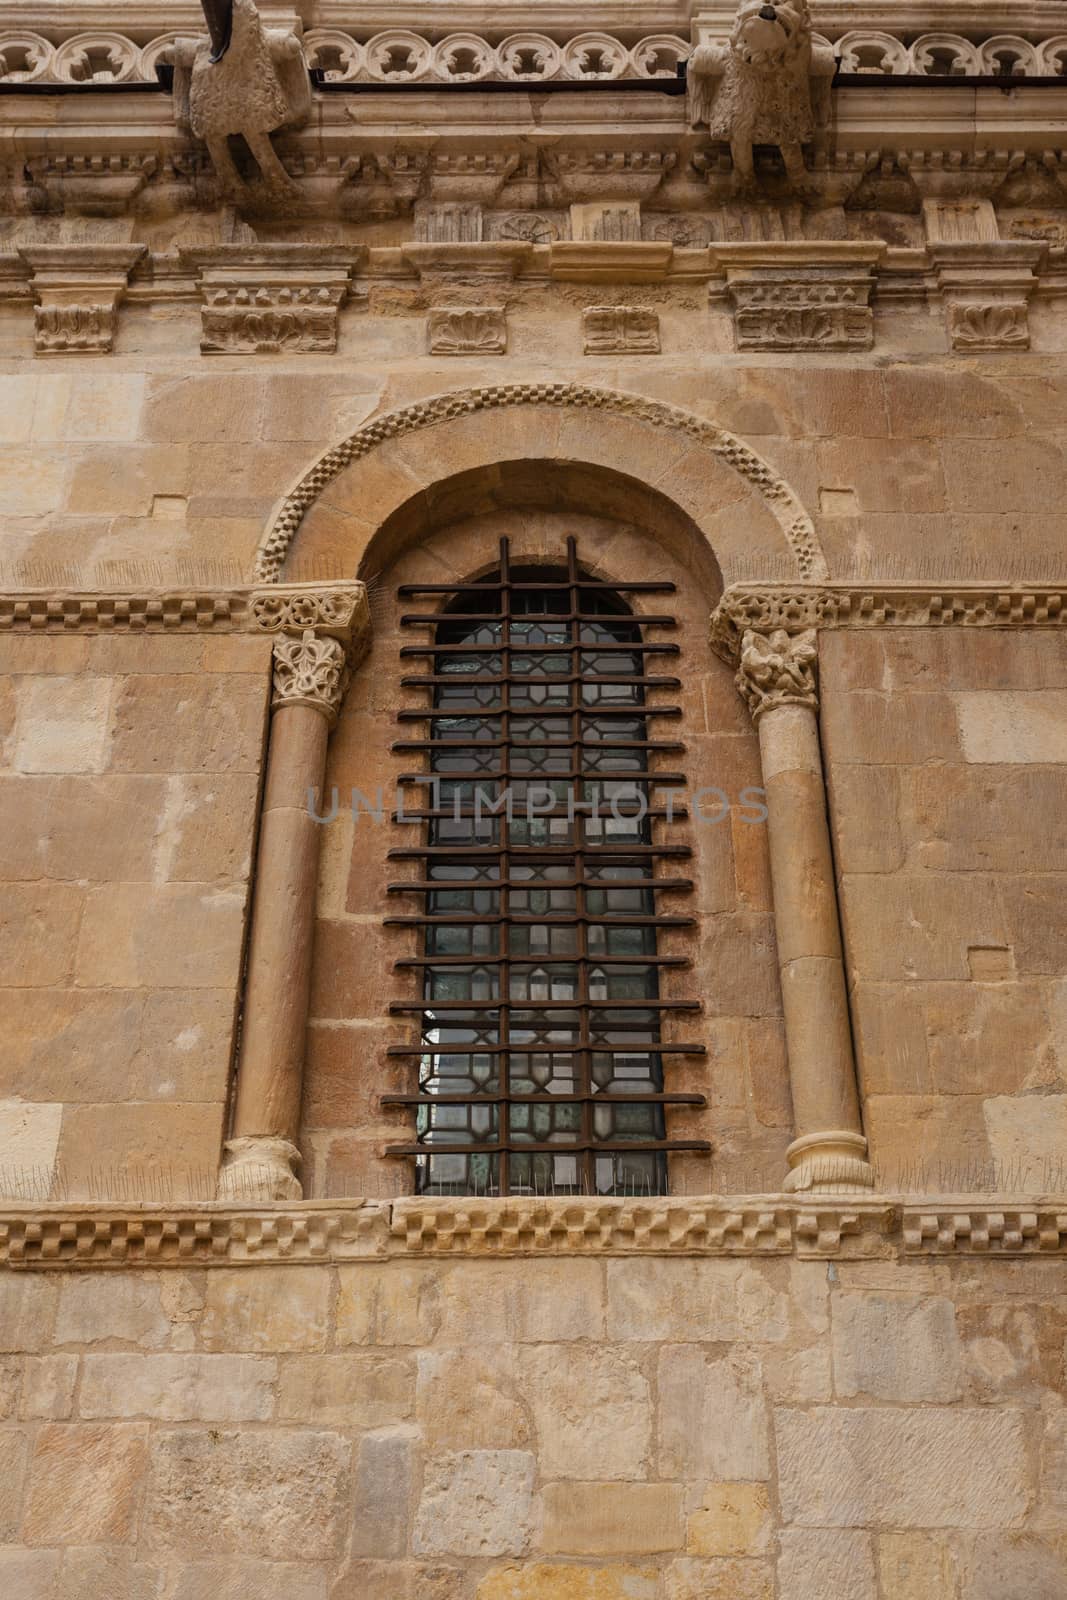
(0, 1, 1066, 1594)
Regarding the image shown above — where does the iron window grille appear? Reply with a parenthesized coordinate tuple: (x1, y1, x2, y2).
(384, 537, 708, 1196)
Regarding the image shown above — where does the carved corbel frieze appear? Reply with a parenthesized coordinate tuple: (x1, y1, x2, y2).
(582, 305, 661, 354)
(930, 240, 1047, 353)
(710, 242, 885, 352)
(23, 154, 158, 219)
(181, 244, 366, 354)
(543, 149, 676, 206)
(18, 245, 146, 355)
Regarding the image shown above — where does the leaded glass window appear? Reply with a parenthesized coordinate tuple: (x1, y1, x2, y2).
(384, 538, 708, 1196)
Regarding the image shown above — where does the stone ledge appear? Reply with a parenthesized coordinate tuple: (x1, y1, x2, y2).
(0, 583, 369, 647)
(710, 583, 1067, 663)
(1, 1196, 1065, 1267)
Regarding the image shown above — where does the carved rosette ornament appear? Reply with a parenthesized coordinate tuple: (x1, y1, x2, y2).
(737, 626, 818, 720)
(271, 630, 349, 725)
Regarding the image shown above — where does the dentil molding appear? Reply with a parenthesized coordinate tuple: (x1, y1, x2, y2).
(1, 1195, 1066, 1267)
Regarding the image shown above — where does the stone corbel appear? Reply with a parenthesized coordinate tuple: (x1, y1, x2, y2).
(931, 240, 1047, 352)
(219, 582, 369, 1202)
(712, 598, 875, 1195)
(18, 245, 146, 356)
(180, 243, 366, 354)
(709, 242, 885, 352)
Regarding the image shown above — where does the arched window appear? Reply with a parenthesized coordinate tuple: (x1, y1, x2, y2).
(384, 538, 708, 1196)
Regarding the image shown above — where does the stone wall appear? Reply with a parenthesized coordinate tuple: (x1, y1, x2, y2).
(0, 1251, 1063, 1599)
(823, 628, 1067, 1190)
(0, 628, 270, 1199)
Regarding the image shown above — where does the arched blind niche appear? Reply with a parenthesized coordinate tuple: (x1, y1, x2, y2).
(384, 537, 709, 1197)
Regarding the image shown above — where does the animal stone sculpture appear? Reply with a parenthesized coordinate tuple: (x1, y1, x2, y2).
(172, 0, 311, 201)
(688, 0, 835, 194)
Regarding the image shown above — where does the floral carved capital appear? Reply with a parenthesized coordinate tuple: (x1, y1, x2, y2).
(272, 629, 349, 725)
(737, 627, 819, 721)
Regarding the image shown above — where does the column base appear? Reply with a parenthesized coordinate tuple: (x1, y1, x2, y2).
(217, 1137, 303, 1202)
(784, 1130, 875, 1193)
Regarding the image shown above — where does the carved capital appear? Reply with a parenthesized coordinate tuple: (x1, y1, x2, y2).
(271, 630, 349, 725)
(737, 627, 819, 722)
(217, 1136, 302, 1202)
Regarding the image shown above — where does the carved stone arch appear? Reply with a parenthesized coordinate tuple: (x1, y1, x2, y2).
(254, 383, 827, 587)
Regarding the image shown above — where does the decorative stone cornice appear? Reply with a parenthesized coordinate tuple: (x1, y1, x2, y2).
(182, 243, 366, 354)
(709, 242, 885, 354)
(0, 581, 372, 641)
(737, 626, 819, 721)
(550, 240, 674, 284)
(271, 630, 349, 724)
(18, 244, 146, 356)
(1, 1196, 1066, 1267)
(710, 584, 1067, 666)
(0, 590, 246, 632)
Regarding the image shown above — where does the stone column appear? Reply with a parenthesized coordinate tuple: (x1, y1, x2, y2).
(218, 586, 368, 1202)
(736, 626, 874, 1193)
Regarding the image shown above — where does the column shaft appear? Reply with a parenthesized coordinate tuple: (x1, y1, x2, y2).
(736, 627, 873, 1193)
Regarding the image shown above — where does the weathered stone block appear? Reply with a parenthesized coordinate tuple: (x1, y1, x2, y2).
(417, 1348, 531, 1451)
(831, 1294, 962, 1402)
(75, 884, 247, 990)
(876, 1533, 956, 1600)
(11, 676, 113, 774)
(350, 1430, 415, 1559)
(202, 1268, 331, 1353)
(542, 1482, 684, 1556)
(412, 1451, 536, 1558)
(55, 1273, 170, 1350)
(777, 1530, 877, 1600)
(278, 1354, 414, 1428)
(665, 1557, 773, 1600)
(687, 1482, 772, 1557)
(478, 1566, 659, 1600)
(167, 1559, 329, 1600)
(520, 1345, 651, 1480)
(148, 1428, 350, 1558)
(776, 1408, 1031, 1528)
(24, 1423, 147, 1545)
(79, 1354, 276, 1422)
(436, 1261, 606, 1344)
(109, 674, 268, 775)
(0, 1100, 62, 1192)
(0, 1428, 28, 1540)
(606, 1259, 740, 1343)
(20, 1354, 78, 1420)
(336, 1265, 442, 1347)
(0, 1550, 61, 1600)
(0, 885, 84, 987)
(658, 1348, 770, 1482)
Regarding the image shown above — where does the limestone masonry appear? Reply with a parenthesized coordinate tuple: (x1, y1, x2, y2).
(0, 3, 1065, 1596)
